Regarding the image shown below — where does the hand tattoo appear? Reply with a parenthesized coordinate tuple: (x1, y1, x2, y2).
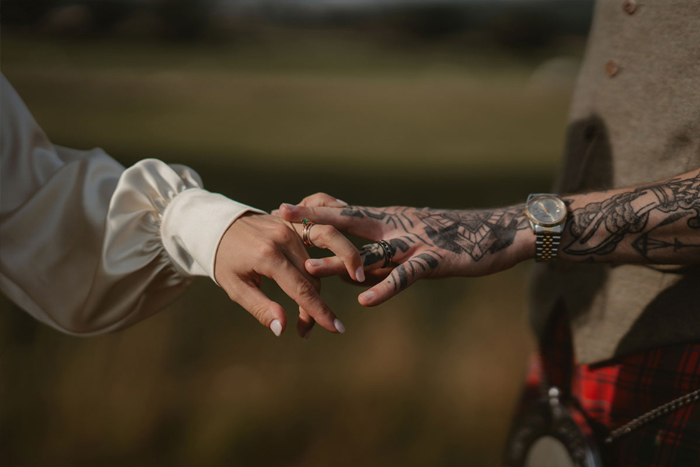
(417, 207, 529, 261)
(342, 205, 530, 291)
(564, 172, 700, 260)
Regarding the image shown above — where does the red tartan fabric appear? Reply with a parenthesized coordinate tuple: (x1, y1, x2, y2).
(525, 342, 700, 466)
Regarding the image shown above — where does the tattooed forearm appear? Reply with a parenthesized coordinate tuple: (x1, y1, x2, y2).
(563, 171, 700, 261)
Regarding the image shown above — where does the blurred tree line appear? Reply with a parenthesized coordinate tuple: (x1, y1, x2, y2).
(1, 0, 594, 46)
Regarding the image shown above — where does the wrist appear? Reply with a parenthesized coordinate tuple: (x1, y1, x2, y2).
(162, 188, 264, 283)
(514, 222, 537, 263)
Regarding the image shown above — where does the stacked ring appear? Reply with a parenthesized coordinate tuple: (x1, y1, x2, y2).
(377, 240, 394, 268)
(302, 219, 316, 248)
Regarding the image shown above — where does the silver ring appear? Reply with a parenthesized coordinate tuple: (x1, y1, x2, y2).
(377, 240, 393, 268)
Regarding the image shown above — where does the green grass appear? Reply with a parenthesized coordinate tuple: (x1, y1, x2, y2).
(3, 32, 577, 172)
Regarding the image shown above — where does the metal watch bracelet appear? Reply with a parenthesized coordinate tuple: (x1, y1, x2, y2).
(535, 228, 561, 263)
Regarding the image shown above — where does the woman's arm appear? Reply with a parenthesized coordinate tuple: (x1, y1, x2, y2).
(0, 74, 360, 338)
(279, 168, 700, 306)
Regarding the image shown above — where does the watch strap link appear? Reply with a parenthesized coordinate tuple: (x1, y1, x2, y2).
(535, 231, 561, 263)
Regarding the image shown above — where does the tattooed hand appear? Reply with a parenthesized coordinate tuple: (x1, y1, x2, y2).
(279, 194, 533, 306)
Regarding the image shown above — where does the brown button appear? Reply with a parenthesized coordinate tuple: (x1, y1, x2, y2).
(605, 60, 620, 77)
(622, 0, 637, 14)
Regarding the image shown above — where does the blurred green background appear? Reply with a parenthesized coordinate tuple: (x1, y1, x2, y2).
(0, 1, 591, 465)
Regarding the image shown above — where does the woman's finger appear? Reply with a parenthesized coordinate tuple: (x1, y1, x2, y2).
(279, 204, 383, 240)
(293, 223, 364, 282)
(304, 236, 416, 278)
(279, 230, 321, 339)
(270, 257, 345, 334)
(341, 269, 390, 287)
(225, 279, 287, 336)
(298, 192, 349, 208)
(356, 251, 442, 307)
(296, 310, 315, 339)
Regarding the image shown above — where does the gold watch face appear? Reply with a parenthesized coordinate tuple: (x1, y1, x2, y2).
(526, 195, 567, 227)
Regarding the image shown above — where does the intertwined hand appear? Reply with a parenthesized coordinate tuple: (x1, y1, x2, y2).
(280, 193, 533, 306)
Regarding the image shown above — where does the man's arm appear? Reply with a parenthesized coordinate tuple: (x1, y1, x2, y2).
(558, 169, 700, 264)
(279, 168, 700, 306)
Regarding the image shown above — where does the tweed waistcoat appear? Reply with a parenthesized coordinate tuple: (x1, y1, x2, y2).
(530, 0, 700, 365)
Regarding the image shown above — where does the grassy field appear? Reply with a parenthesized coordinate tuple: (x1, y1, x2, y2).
(0, 30, 581, 466)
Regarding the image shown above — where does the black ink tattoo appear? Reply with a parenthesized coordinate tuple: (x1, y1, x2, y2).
(417, 207, 528, 261)
(341, 205, 529, 264)
(359, 236, 413, 267)
(341, 204, 529, 292)
(388, 250, 443, 291)
(632, 213, 700, 258)
(564, 172, 700, 260)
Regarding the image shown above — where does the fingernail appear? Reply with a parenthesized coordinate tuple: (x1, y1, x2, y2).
(270, 319, 282, 337)
(360, 291, 375, 303)
(307, 259, 324, 268)
(271, 209, 280, 216)
(281, 203, 297, 211)
(333, 319, 346, 334)
(355, 267, 365, 282)
(336, 198, 349, 206)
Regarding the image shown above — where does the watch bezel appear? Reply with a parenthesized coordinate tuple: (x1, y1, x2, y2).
(525, 194, 568, 228)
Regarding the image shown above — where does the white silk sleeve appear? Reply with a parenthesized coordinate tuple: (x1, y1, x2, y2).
(0, 74, 263, 335)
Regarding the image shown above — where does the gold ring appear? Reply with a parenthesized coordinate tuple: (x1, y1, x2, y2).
(302, 220, 316, 248)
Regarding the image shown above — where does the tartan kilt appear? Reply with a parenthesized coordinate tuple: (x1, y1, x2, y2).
(522, 340, 700, 466)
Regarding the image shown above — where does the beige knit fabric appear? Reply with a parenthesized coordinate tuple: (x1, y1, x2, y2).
(530, 0, 700, 364)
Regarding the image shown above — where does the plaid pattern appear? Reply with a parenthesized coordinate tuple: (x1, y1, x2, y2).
(523, 317, 700, 466)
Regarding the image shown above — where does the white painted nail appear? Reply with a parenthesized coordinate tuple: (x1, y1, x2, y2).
(281, 203, 297, 211)
(270, 319, 282, 337)
(307, 259, 324, 268)
(336, 199, 349, 206)
(333, 319, 346, 334)
(355, 267, 365, 282)
(360, 291, 375, 303)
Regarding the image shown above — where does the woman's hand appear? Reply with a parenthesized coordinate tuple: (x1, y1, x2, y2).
(214, 212, 363, 338)
(279, 193, 535, 307)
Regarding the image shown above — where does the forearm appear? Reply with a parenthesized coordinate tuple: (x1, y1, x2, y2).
(515, 169, 700, 265)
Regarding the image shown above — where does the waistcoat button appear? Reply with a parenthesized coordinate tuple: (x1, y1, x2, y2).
(622, 0, 637, 14)
(605, 60, 620, 77)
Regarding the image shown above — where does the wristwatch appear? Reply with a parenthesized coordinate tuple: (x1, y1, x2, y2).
(524, 193, 568, 262)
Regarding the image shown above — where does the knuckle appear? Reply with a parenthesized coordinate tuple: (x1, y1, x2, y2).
(249, 304, 268, 322)
(301, 194, 320, 206)
(296, 279, 317, 299)
(280, 226, 297, 243)
(305, 192, 329, 204)
(316, 224, 335, 240)
(271, 224, 291, 242)
(309, 275, 321, 289)
(257, 241, 279, 259)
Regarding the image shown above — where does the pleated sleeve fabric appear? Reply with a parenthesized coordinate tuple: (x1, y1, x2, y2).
(0, 74, 263, 335)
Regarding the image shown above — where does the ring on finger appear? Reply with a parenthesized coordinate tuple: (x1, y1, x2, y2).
(302, 219, 316, 248)
(377, 239, 394, 268)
